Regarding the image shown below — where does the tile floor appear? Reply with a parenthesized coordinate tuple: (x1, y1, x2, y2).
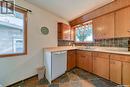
(9, 68, 118, 87)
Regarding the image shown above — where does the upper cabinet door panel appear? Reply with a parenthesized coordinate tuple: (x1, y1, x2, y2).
(70, 28, 74, 41)
(63, 24, 71, 40)
(58, 23, 74, 41)
(93, 13, 114, 39)
(115, 7, 130, 38)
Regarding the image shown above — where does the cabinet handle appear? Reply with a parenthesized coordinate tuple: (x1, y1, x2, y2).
(81, 56, 85, 58)
(110, 61, 115, 64)
(128, 30, 130, 32)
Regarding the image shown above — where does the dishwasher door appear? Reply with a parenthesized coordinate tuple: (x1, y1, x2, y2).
(51, 51, 67, 80)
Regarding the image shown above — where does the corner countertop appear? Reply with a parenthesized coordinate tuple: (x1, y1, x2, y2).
(78, 47, 130, 55)
(43, 46, 86, 52)
(43, 46, 130, 55)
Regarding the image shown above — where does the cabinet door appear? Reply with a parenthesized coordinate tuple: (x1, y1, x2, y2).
(58, 23, 72, 40)
(62, 24, 71, 40)
(110, 60, 122, 84)
(93, 57, 109, 79)
(123, 62, 130, 85)
(77, 51, 85, 69)
(84, 53, 93, 72)
(58, 23, 63, 40)
(77, 51, 93, 72)
(67, 50, 76, 70)
(70, 28, 74, 41)
(93, 13, 114, 39)
(115, 7, 130, 37)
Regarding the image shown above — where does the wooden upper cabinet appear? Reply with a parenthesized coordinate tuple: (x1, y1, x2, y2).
(70, 28, 74, 41)
(115, 7, 130, 38)
(58, 22, 74, 41)
(67, 50, 76, 70)
(93, 13, 114, 39)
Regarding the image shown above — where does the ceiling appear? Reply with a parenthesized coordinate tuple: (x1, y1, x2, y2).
(26, 0, 114, 21)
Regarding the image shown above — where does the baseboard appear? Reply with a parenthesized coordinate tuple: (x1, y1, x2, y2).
(7, 74, 38, 87)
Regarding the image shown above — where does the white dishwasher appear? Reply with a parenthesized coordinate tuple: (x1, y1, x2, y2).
(51, 51, 67, 80)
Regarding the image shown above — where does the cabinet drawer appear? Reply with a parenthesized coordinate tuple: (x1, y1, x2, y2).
(93, 52, 110, 58)
(77, 50, 91, 56)
(110, 54, 130, 62)
(68, 50, 75, 55)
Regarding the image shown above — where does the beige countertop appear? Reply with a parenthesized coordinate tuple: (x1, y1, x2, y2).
(43, 46, 130, 55)
(78, 47, 130, 55)
(43, 46, 86, 52)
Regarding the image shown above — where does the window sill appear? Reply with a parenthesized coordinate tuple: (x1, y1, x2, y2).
(0, 52, 27, 58)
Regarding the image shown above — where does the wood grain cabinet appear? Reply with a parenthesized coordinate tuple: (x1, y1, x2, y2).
(77, 51, 85, 69)
(93, 13, 114, 39)
(110, 59, 122, 84)
(110, 54, 130, 85)
(75, 50, 130, 85)
(115, 7, 130, 38)
(77, 50, 93, 72)
(110, 54, 123, 84)
(58, 22, 74, 41)
(123, 62, 130, 85)
(93, 52, 110, 79)
(67, 50, 76, 70)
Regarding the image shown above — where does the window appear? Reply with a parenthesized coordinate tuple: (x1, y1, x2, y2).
(0, 7, 27, 57)
(75, 21, 93, 43)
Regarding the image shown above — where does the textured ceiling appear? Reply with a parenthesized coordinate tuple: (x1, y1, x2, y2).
(26, 0, 114, 21)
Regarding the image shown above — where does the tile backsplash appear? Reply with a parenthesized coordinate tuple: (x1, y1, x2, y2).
(58, 40, 74, 46)
(58, 37, 129, 48)
(89, 38, 129, 48)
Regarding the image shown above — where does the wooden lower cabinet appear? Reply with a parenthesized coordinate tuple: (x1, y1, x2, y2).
(123, 62, 130, 85)
(84, 53, 93, 72)
(93, 52, 109, 79)
(93, 57, 109, 79)
(77, 54, 85, 69)
(110, 60, 122, 84)
(67, 50, 76, 70)
(76, 50, 130, 85)
(77, 50, 93, 72)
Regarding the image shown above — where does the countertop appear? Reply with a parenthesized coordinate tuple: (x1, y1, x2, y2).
(78, 47, 130, 55)
(43, 46, 130, 55)
(43, 46, 86, 52)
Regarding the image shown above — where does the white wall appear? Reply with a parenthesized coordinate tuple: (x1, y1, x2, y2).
(0, 0, 68, 86)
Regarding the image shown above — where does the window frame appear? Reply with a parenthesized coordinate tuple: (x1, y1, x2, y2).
(74, 21, 94, 44)
(0, 7, 27, 57)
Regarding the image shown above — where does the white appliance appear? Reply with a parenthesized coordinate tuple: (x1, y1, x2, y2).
(51, 51, 67, 80)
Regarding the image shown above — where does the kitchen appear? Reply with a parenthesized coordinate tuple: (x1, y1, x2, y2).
(0, 0, 130, 87)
